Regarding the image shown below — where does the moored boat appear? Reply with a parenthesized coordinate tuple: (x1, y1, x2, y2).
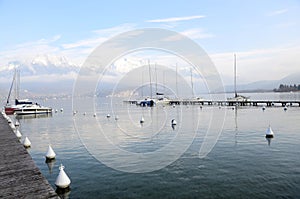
(4, 69, 52, 115)
(14, 104, 52, 115)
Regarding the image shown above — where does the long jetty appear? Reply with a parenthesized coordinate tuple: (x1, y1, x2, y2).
(0, 114, 59, 198)
(125, 100, 300, 107)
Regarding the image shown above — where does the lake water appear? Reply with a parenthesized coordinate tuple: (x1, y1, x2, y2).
(14, 92, 300, 198)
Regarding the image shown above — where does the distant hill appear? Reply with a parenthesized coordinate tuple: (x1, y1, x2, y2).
(224, 72, 300, 92)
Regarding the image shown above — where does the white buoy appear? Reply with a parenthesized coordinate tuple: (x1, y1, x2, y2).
(7, 118, 12, 124)
(60, 108, 64, 112)
(55, 109, 58, 113)
(15, 120, 20, 126)
(284, 106, 287, 111)
(262, 106, 266, 111)
(172, 104, 176, 108)
(115, 115, 119, 120)
(9, 123, 16, 130)
(83, 112, 86, 116)
(265, 125, 274, 138)
(93, 113, 97, 117)
(45, 145, 56, 160)
(106, 114, 110, 118)
(140, 116, 145, 123)
(23, 137, 31, 148)
(55, 164, 71, 189)
(171, 119, 177, 125)
(15, 129, 22, 139)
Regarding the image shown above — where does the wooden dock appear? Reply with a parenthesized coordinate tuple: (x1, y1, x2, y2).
(124, 99, 300, 107)
(0, 114, 59, 199)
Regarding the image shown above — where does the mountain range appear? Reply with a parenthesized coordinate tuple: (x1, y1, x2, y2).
(0, 54, 299, 97)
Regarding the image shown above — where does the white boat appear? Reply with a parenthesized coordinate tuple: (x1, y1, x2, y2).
(14, 104, 52, 115)
(156, 97, 171, 105)
(227, 95, 250, 102)
(4, 69, 52, 115)
(227, 54, 250, 102)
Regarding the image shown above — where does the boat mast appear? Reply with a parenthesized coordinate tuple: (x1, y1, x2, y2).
(6, 69, 16, 105)
(17, 69, 20, 100)
(148, 59, 152, 99)
(155, 63, 158, 96)
(190, 68, 194, 98)
(176, 63, 178, 98)
(234, 54, 237, 98)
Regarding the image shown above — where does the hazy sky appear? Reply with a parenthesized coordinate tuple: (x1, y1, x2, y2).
(0, 0, 300, 84)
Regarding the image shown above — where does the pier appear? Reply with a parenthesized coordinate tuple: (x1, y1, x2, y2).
(125, 100, 300, 107)
(0, 115, 59, 198)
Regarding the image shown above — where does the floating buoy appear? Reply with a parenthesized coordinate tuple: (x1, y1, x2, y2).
(172, 104, 176, 108)
(45, 145, 56, 160)
(200, 106, 203, 109)
(93, 113, 97, 117)
(9, 123, 16, 130)
(115, 115, 119, 120)
(265, 126, 274, 138)
(55, 109, 58, 113)
(60, 108, 64, 112)
(15, 129, 22, 139)
(83, 112, 86, 116)
(23, 137, 31, 148)
(284, 106, 287, 111)
(7, 118, 12, 124)
(171, 119, 177, 125)
(15, 120, 20, 126)
(140, 116, 145, 123)
(106, 114, 110, 118)
(55, 164, 71, 189)
(262, 106, 266, 111)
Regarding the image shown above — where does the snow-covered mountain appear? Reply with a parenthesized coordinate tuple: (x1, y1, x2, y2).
(0, 54, 81, 96)
(0, 54, 79, 78)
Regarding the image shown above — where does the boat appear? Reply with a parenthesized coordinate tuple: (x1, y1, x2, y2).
(14, 104, 52, 115)
(137, 60, 156, 107)
(4, 69, 52, 115)
(138, 98, 156, 107)
(227, 54, 250, 102)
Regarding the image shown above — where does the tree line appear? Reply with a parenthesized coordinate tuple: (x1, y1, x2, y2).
(273, 84, 300, 92)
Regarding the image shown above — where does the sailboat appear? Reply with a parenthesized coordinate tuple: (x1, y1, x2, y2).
(227, 54, 249, 102)
(4, 69, 52, 115)
(138, 60, 156, 107)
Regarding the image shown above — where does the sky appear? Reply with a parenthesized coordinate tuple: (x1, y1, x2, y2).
(0, 0, 300, 85)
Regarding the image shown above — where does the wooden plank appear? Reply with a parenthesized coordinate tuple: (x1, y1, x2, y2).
(0, 114, 60, 199)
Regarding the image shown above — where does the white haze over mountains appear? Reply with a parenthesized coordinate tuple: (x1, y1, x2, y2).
(0, 51, 299, 98)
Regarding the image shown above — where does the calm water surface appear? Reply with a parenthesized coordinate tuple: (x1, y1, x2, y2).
(15, 93, 300, 198)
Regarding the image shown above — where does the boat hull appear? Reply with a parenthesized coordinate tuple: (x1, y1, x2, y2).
(14, 108, 52, 115)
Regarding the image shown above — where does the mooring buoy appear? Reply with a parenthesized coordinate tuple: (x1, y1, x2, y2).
(171, 119, 177, 125)
(45, 145, 56, 160)
(265, 125, 274, 138)
(15, 129, 22, 139)
(23, 137, 31, 148)
(55, 164, 71, 189)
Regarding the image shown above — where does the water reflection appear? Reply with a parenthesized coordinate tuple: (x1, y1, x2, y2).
(266, 137, 273, 146)
(171, 124, 176, 130)
(56, 187, 71, 199)
(234, 106, 238, 146)
(16, 113, 52, 120)
(45, 159, 56, 174)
